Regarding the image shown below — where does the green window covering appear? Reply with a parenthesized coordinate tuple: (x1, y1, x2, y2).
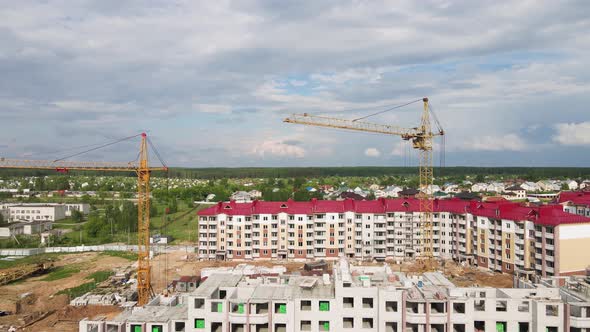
(323, 321, 330, 330)
(217, 302, 223, 312)
(238, 303, 244, 314)
(496, 323, 505, 332)
(151, 326, 162, 332)
(132, 326, 141, 332)
(195, 319, 205, 329)
(319, 301, 330, 311)
(279, 304, 287, 313)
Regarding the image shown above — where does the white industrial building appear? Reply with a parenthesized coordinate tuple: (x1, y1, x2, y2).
(8, 204, 66, 222)
(2, 202, 90, 222)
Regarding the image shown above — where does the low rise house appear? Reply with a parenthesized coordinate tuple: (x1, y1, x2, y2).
(379, 185, 403, 198)
(537, 180, 561, 192)
(443, 184, 460, 194)
(471, 183, 488, 193)
(566, 180, 579, 191)
(504, 185, 526, 200)
(230, 191, 253, 203)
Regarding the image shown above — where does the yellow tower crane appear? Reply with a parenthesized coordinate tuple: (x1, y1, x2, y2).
(284, 97, 444, 260)
(0, 132, 167, 305)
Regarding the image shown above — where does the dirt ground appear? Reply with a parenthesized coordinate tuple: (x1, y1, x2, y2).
(0, 252, 130, 332)
(149, 251, 305, 292)
(393, 259, 514, 288)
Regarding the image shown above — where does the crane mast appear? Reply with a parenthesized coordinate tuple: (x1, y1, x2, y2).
(0, 133, 165, 305)
(284, 98, 443, 260)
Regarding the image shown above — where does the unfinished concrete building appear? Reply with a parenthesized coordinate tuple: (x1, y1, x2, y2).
(79, 258, 590, 332)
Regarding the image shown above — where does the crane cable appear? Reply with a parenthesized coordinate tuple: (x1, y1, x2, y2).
(352, 98, 423, 122)
(53, 133, 143, 162)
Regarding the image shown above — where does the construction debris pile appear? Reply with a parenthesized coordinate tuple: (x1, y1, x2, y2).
(70, 267, 137, 307)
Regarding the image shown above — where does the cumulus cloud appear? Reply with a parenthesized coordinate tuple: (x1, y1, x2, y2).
(461, 134, 528, 152)
(364, 147, 381, 157)
(553, 122, 590, 145)
(1, 1, 590, 166)
(252, 140, 306, 158)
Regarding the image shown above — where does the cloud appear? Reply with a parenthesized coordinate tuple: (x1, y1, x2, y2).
(364, 147, 381, 157)
(252, 140, 306, 158)
(1, 1, 590, 166)
(193, 104, 232, 114)
(553, 122, 590, 145)
(461, 134, 528, 152)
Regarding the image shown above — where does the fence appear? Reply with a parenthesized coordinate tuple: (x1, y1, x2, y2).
(0, 244, 197, 257)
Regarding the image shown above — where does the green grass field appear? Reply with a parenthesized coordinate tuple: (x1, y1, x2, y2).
(41, 265, 82, 281)
(0, 253, 63, 269)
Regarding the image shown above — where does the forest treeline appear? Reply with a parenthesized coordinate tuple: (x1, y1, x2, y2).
(1, 166, 589, 180)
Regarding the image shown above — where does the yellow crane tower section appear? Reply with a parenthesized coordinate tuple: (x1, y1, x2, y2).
(284, 98, 444, 259)
(0, 132, 167, 306)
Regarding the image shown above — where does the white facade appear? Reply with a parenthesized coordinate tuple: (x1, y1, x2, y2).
(8, 204, 66, 222)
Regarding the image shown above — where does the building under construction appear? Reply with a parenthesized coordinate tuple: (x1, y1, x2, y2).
(78, 257, 590, 332)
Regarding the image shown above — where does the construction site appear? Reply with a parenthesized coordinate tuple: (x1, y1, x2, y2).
(0, 248, 519, 332)
(0, 100, 588, 332)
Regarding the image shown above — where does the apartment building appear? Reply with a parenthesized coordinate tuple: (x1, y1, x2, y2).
(79, 258, 590, 332)
(198, 198, 590, 277)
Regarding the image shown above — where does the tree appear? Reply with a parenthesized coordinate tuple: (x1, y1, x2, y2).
(71, 210, 84, 223)
(85, 212, 108, 238)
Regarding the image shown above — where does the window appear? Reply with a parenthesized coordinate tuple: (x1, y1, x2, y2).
(319, 301, 330, 311)
(319, 321, 330, 331)
(518, 301, 529, 312)
(452, 302, 465, 314)
(275, 303, 287, 314)
(474, 300, 485, 311)
(211, 302, 222, 312)
(343, 317, 354, 329)
(194, 319, 205, 329)
(496, 300, 507, 312)
(194, 298, 204, 309)
(151, 325, 163, 332)
(386, 301, 398, 312)
(300, 320, 311, 331)
(546, 305, 558, 316)
(300, 300, 311, 311)
(362, 318, 373, 329)
(362, 298, 373, 309)
(343, 297, 354, 308)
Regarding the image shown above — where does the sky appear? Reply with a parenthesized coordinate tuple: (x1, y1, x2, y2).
(1, 0, 589, 168)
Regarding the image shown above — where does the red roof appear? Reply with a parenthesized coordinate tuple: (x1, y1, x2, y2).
(558, 191, 590, 207)
(198, 197, 590, 226)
